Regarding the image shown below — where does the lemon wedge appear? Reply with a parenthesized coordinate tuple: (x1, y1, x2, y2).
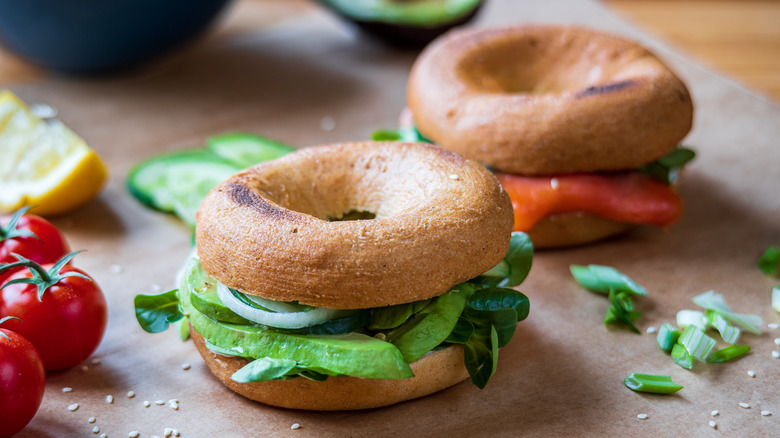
(0, 90, 108, 216)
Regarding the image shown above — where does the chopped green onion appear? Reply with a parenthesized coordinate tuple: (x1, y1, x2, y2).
(708, 345, 751, 363)
(772, 285, 780, 314)
(656, 323, 681, 351)
(606, 290, 641, 334)
(624, 373, 684, 394)
(671, 343, 693, 370)
(676, 309, 706, 331)
(678, 325, 717, 362)
(692, 291, 762, 334)
(758, 246, 780, 276)
(706, 310, 741, 344)
(570, 265, 647, 296)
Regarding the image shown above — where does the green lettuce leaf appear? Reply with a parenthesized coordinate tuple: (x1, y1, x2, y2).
(134, 289, 184, 333)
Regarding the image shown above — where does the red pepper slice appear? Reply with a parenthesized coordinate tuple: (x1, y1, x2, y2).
(496, 172, 683, 232)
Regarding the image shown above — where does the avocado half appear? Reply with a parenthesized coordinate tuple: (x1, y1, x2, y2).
(318, 0, 484, 46)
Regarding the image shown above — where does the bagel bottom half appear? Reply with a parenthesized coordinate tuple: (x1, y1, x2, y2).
(527, 213, 633, 249)
(190, 327, 470, 411)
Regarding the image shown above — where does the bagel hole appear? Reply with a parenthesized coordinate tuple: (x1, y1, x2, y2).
(326, 210, 376, 222)
(455, 33, 636, 94)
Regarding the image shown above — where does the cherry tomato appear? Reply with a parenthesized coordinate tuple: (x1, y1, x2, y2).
(0, 326, 46, 438)
(0, 209, 69, 284)
(0, 263, 107, 370)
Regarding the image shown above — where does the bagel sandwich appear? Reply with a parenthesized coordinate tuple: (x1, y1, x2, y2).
(377, 25, 695, 248)
(144, 142, 534, 410)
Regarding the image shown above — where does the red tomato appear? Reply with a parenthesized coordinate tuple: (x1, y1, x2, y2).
(0, 327, 46, 438)
(0, 265, 107, 370)
(0, 211, 69, 283)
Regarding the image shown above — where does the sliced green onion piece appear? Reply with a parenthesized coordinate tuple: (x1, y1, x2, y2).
(772, 285, 780, 314)
(692, 290, 763, 334)
(708, 345, 751, 363)
(676, 309, 706, 331)
(656, 323, 681, 352)
(758, 246, 780, 276)
(679, 325, 717, 362)
(624, 373, 684, 394)
(706, 310, 741, 344)
(569, 264, 647, 296)
(605, 290, 641, 333)
(216, 282, 342, 329)
(671, 343, 693, 370)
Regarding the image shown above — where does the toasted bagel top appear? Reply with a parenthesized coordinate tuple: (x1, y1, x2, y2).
(196, 141, 514, 309)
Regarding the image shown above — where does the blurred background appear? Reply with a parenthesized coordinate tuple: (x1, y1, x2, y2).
(0, 0, 778, 102)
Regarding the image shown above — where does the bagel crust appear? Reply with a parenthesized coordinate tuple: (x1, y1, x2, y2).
(190, 326, 470, 411)
(407, 25, 694, 175)
(196, 141, 514, 309)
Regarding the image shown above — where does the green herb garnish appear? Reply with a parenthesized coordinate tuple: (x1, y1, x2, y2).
(638, 146, 696, 184)
(759, 246, 780, 277)
(570, 264, 646, 333)
(624, 373, 683, 394)
(134, 289, 184, 333)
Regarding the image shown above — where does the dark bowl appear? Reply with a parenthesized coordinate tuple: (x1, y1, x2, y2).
(0, 0, 233, 74)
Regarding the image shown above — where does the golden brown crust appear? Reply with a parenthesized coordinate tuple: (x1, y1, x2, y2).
(196, 141, 514, 309)
(190, 327, 470, 411)
(407, 25, 694, 175)
(527, 212, 633, 249)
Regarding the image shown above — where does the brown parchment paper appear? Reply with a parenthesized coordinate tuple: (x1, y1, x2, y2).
(5, 0, 779, 436)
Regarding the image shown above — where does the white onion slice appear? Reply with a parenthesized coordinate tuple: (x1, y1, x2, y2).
(244, 294, 304, 313)
(216, 282, 342, 329)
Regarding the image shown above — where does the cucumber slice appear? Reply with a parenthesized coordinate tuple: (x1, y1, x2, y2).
(127, 149, 238, 226)
(207, 132, 295, 169)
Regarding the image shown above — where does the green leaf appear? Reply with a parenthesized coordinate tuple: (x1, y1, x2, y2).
(386, 284, 471, 363)
(570, 264, 647, 296)
(369, 300, 428, 330)
(371, 126, 430, 143)
(134, 290, 184, 333)
(759, 246, 780, 276)
(638, 146, 696, 184)
(671, 343, 693, 370)
(692, 290, 762, 334)
(445, 316, 474, 344)
(231, 357, 299, 383)
(462, 325, 499, 389)
(624, 373, 683, 394)
(707, 344, 751, 363)
(476, 232, 533, 287)
(463, 287, 529, 347)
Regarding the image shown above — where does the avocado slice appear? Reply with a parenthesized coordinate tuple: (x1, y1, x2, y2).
(318, 0, 484, 46)
(179, 258, 414, 379)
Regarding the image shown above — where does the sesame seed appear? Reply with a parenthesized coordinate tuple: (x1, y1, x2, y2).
(769, 323, 779, 330)
(291, 423, 301, 430)
(747, 370, 756, 377)
(181, 363, 191, 370)
(762, 410, 772, 416)
(30, 103, 58, 119)
(774, 338, 780, 346)
(93, 426, 100, 434)
(739, 402, 751, 409)
(636, 414, 648, 420)
(155, 400, 164, 405)
(110, 264, 123, 274)
(550, 178, 559, 189)
(129, 432, 139, 438)
(173, 429, 180, 437)
(711, 410, 719, 417)
(646, 326, 657, 334)
(100, 434, 107, 438)
(106, 395, 114, 404)
(164, 428, 173, 437)
(68, 403, 79, 412)
(143, 401, 151, 408)
(320, 116, 335, 132)
(127, 391, 135, 398)
(709, 420, 717, 429)
(152, 436, 162, 438)
(91, 357, 102, 365)
(772, 351, 780, 358)
(448, 174, 460, 180)
(88, 417, 97, 423)
(82, 365, 89, 372)
(150, 284, 162, 293)
(62, 387, 73, 393)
